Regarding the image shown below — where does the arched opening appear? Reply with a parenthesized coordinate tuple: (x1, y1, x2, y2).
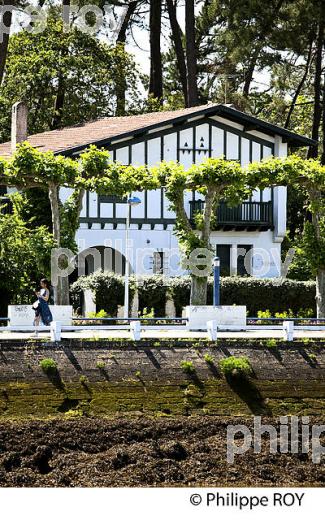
(71, 246, 132, 282)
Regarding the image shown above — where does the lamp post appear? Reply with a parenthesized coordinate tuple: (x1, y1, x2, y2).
(213, 256, 220, 306)
(124, 196, 141, 319)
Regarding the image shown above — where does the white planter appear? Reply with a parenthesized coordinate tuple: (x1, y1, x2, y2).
(185, 305, 247, 331)
(8, 305, 73, 327)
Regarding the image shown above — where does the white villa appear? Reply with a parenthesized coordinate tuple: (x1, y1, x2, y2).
(0, 103, 315, 279)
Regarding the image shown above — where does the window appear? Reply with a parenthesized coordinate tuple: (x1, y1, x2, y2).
(216, 245, 231, 276)
(153, 251, 164, 274)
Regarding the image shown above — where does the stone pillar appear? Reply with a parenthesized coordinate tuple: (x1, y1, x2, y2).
(131, 289, 139, 318)
(11, 102, 28, 152)
(230, 244, 238, 276)
(84, 290, 96, 316)
(165, 293, 176, 318)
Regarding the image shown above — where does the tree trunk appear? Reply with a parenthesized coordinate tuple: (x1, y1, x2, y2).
(0, 0, 14, 86)
(51, 0, 70, 130)
(242, 0, 285, 97)
(285, 41, 313, 129)
(48, 183, 70, 305)
(185, 0, 199, 106)
(166, 0, 188, 106)
(149, 0, 163, 102)
(190, 275, 208, 305)
(243, 47, 260, 97)
(316, 268, 325, 318)
(116, 1, 138, 116)
(308, 14, 324, 159)
(48, 184, 61, 245)
(321, 68, 325, 164)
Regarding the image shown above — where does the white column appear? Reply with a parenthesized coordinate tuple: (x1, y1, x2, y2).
(273, 135, 287, 243)
(230, 244, 237, 276)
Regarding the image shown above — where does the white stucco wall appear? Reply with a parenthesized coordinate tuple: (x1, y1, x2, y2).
(59, 114, 290, 279)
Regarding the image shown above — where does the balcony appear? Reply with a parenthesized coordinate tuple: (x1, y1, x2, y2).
(189, 200, 274, 231)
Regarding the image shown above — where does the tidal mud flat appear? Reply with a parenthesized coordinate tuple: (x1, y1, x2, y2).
(1, 416, 325, 487)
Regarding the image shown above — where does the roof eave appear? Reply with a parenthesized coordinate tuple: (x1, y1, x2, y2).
(58, 104, 316, 156)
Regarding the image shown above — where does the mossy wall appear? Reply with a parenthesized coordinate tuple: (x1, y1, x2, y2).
(1, 339, 325, 418)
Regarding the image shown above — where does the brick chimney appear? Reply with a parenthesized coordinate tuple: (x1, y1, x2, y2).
(11, 101, 28, 152)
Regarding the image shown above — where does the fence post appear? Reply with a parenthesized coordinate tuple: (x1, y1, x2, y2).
(130, 321, 141, 341)
(50, 321, 62, 342)
(207, 320, 218, 341)
(283, 320, 294, 342)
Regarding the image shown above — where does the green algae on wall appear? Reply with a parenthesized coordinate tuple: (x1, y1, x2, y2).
(1, 339, 325, 419)
(2, 380, 325, 419)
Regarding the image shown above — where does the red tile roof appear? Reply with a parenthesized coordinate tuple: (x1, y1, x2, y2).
(0, 105, 213, 158)
(0, 103, 316, 158)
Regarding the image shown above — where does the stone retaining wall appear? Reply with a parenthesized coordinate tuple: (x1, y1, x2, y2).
(1, 339, 325, 418)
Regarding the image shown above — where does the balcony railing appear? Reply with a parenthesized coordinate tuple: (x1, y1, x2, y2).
(190, 200, 273, 231)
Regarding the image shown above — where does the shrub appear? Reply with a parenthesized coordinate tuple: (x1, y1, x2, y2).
(39, 358, 57, 374)
(266, 338, 277, 349)
(137, 275, 168, 317)
(219, 356, 253, 377)
(180, 360, 195, 373)
(88, 310, 108, 319)
(87, 309, 109, 325)
(204, 354, 214, 365)
(219, 277, 316, 316)
(70, 272, 316, 317)
(96, 361, 106, 370)
(139, 307, 155, 319)
(70, 272, 129, 317)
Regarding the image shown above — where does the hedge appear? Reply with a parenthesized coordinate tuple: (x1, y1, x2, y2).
(70, 272, 316, 317)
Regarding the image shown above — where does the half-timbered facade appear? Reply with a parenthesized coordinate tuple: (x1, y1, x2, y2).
(0, 104, 315, 278)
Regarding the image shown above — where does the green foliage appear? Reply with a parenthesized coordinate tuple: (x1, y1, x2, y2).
(152, 159, 247, 259)
(96, 361, 106, 370)
(219, 356, 253, 377)
(204, 354, 214, 365)
(71, 273, 317, 317)
(39, 358, 57, 374)
(139, 308, 155, 322)
(11, 190, 52, 231)
(137, 276, 168, 317)
(0, 206, 55, 315)
(220, 277, 316, 316)
(247, 156, 325, 275)
(180, 360, 196, 374)
(257, 308, 315, 319)
(266, 339, 277, 349)
(70, 271, 128, 317)
(79, 375, 88, 385)
(0, 12, 141, 141)
(87, 310, 109, 320)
